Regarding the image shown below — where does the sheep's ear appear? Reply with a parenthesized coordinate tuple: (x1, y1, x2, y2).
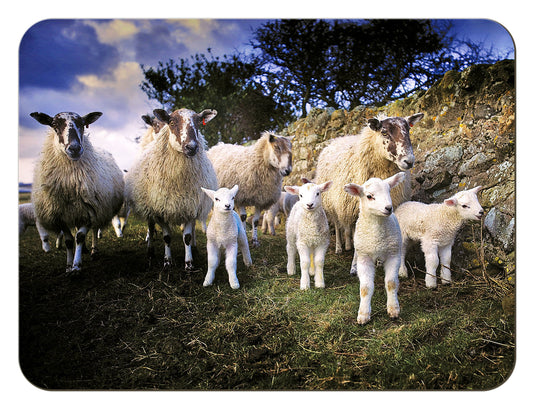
(301, 177, 312, 184)
(82, 112, 103, 127)
(444, 197, 457, 207)
(141, 115, 153, 126)
(269, 133, 278, 143)
(284, 186, 299, 196)
(320, 181, 333, 193)
(368, 118, 381, 131)
(201, 187, 215, 201)
(198, 109, 217, 125)
(344, 183, 363, 197)
(30, 112, 53, 127)
(230, 185, 239, 196)
(153, 109, 170, 124)
(406, 113, 424, 127)
(386, 172, 405, 189)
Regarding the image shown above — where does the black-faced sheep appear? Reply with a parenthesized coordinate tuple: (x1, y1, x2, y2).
(125, 108, 218, 270)
(207, 132, 293, 247)
(30, 111, 124, 273)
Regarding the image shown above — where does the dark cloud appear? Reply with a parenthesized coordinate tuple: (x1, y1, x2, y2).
(134, 21, 188, 66)
(19, 19, 120, 90)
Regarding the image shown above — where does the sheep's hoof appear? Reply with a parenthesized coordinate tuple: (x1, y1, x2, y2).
(230, 281, 240, 290)
(357, 313, 371, 325)
(251, 239, 260, 248)
(163, 258, 172, 269)
(398, 267, 408, 278)
(350, 265, 358, 276)
(184, 261, 194, 271)
(90, 248, 99, 259)
(387, 306, 400, 319)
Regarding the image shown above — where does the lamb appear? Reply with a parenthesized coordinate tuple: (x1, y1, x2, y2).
(261, 191, 299, 236)
(200, 185, 252, 289)
(285, 180, 333, 290)
(315, 113, 424, 274)
(344, 172, 405, 325)
(19, 202, 63, 252)
(125, 108, 218, 270)
(30, 111, 124, 273)
(395, 186, 484, 288)
(207, 132, 293, 247)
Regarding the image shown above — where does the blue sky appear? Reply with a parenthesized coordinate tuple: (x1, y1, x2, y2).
(18, 18, 514, 183)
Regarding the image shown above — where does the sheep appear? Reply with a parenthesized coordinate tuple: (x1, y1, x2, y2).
(207, 132, 293, 247)
(261, 191, 299, 236)
(395, 186, 484, 288)
(125, 108, 218, 270)
(284, 180, 333, 290)
(19, 202, 63, 252)
(30, 111, 124, 274)
(315, 113, 424, 275)
(200, 185, 252, 289)
(343, 172, 405, 325)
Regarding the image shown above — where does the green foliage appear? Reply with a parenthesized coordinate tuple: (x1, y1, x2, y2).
(19, 207, 514, 390)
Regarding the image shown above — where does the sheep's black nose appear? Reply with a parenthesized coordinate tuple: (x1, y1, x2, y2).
(306, 203, 314, 209)
(184, 143, 198, 156)
(385, 205, 393, 213)
(225, 204, 231, 210)
(402, 158, 414, 168)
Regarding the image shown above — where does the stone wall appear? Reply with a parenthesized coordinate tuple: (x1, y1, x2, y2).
(281, 60, 515, 277)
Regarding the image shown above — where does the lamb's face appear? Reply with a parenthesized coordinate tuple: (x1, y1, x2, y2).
(446, 186, 484, 221)
(368, 113, 423, 171)
(285, 181, 332, 212)
(202, 185, 239, 213)
(30, 111, 102, 161)
(153, 108, 217, 157)
(267, 134, 293, 176)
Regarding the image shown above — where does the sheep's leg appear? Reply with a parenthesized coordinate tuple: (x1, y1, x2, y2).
(251, 207, 261, 247)
(112, 215, 123, 237)
(334, 221, 343, 254)
(237, 206, 247, 231)
(35, 220, 51, 253)
(438, 244, 453, 285)
(357, 255, 375, 324)
(203, 241, 219, 287)
(308, 252, 315, 277)
(421, 239, 439, 289)
(62, 226, 75, 274)
(298, 244, 312, 290)
(146, 219, 156, 260)
(182, 221, 195, 271)
(90, 229, 99, 258)
(350, 247, 358, 276)
(286, 236, 297, 276)
(384, 255, 401, 319)
(160, 222, 172, 268)
(313, 244, 328, 288)
(225, 243, 240, 289)
(56, 231, 64, 250)
(72, 226, 88, 273)
(343, 225, 352, 251)
(238, 225, 252, 267)
(398, 235, 409, 278)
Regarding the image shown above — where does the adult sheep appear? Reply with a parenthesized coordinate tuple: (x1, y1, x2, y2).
(207, 132, 293, 247)
(30, 111, 124, 274)
(125, 108, 218, 270)
(315, 113, 424, 273)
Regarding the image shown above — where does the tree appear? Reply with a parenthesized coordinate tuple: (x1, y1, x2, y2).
(140, 50, 293, 146)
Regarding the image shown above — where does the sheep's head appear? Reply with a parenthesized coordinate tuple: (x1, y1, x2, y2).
(201, 185, 239, 213)
(153, 108, 217, 157)
(344, 172, 405, 217)
(368, 113, 423, 171)
(266, 133, 293, 176)
(444, 186, 484, 221)
(285, 181, 332, 212)
(30, 111, 102, 161)
(141, 114, 165, 134)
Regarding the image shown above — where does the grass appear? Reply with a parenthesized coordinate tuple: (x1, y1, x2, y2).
(19, 194, 515, 390)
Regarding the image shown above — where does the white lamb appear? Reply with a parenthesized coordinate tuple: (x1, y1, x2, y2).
(30, 111, 124, 273)
(207, 132, 293, 247)
(261, 191, 299, 236)
(19, 202, 63, 252)
(201, 185, 252, 289)
(395, 186, 484, 288)
(344, 172, 405, 325)
(125, 108, 218, 270)
(285, 180, 333, 290)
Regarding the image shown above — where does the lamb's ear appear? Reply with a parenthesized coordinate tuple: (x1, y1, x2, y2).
(444, 197, 457, 207)
(82, 112, 103, 127)
(153, 109, 170, 124)
(230, 184, 239, 196)
(301, 177, 312, 184)
(284, 186, 299, 196)
(30, 112, 53, 127)
(320, 180, 333, 193)
(198, 109, 217, 125)
(368, 118, 381, 131)
(471, 186, 482, 194)
(386, 172, 405, 189)
(344, 183, 363, 197)
(406, 113, 424, 127)
(201, 187, 215, 201)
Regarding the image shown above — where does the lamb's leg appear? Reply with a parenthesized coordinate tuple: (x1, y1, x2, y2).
(72, 226, 89, 273)
(334, 221, 343, 254)
(421, 239, 439, 289)
(225, 243, 240, 289)
(350, 247, 358, 276)
(357, 255, 375, 324)
(203, 241, 219, 287)
(112, 215, 123, 237)
(35, 220, 51, 253)
(238, 225, 252, 267)
(62, 226, 75, 274)
(343, 225, 352, 251)
(384, 255, 401, 319)
(90, 228, 99, 258)
(286, 236, 297, 276)
(237, 206, 247, 231)
(438, 244, 453, 285)
(182, 220, 195, 271)
(398, 235, 409, 278)
(298, 244, 312, 290)
(313, 244, 328, 288)
(251, 207, 261, 247)
(160, 222, 172, 268)
(308, 252, 315, 277)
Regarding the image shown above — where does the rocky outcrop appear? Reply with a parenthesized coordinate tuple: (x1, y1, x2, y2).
(282, 60, 515, 278)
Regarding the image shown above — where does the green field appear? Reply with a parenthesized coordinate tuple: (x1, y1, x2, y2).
(18, 194, 515, 390)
